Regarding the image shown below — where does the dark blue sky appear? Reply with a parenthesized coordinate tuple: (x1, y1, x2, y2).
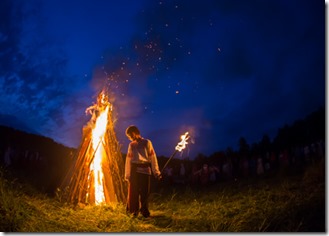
(0, 0, 325, 158)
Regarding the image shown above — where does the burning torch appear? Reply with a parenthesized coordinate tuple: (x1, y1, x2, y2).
(160, 132, 190, 175)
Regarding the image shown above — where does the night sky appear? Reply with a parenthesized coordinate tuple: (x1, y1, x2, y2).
(0, 0, 325, 158)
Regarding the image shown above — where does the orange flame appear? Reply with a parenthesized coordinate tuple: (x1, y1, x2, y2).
(90, 101, 110, 205)
(175, 132, 189, 152)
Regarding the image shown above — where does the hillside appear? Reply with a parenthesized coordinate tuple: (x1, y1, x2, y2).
(0, 125, 75, 194)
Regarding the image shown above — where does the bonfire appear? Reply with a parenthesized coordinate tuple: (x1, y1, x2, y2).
(60, 89, 127, 206)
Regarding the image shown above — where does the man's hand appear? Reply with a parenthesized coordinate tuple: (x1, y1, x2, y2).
(156, 174, 162, 181)
(124, 176, 130, 182)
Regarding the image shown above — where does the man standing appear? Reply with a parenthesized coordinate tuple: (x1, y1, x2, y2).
(124, 125, 161, 218)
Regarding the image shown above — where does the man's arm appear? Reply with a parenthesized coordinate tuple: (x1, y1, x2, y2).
(147, 140, 161, 178)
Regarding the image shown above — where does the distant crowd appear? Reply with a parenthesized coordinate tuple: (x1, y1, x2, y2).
(0, 142, 74, 194)
(158, 140, 325, 188)
(0, 139, 325, 193)
(2, 146, 45, 170)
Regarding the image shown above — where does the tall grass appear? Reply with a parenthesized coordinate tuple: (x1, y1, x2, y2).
(0, 159, 325, 232)
(0, 169, 29, 232)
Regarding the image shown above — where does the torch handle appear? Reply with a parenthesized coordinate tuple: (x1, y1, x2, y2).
(160, 149, 178, 174)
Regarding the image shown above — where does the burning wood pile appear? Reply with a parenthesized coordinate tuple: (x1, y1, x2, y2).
(60, 90, 127, 205)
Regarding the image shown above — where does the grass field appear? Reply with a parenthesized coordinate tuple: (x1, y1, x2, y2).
(0, 159, 325, 232)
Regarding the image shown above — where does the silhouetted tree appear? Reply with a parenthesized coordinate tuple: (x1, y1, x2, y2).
(194, 153, 208, 167)
(238, 137, 249, 156)
(208, 151, 225, 166)
(259, 134, 272, 155)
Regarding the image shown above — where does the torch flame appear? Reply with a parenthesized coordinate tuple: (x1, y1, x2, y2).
(160, 131, 190, 174)
(175, 132, 189, 152)
(90, 104, 110, 205)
